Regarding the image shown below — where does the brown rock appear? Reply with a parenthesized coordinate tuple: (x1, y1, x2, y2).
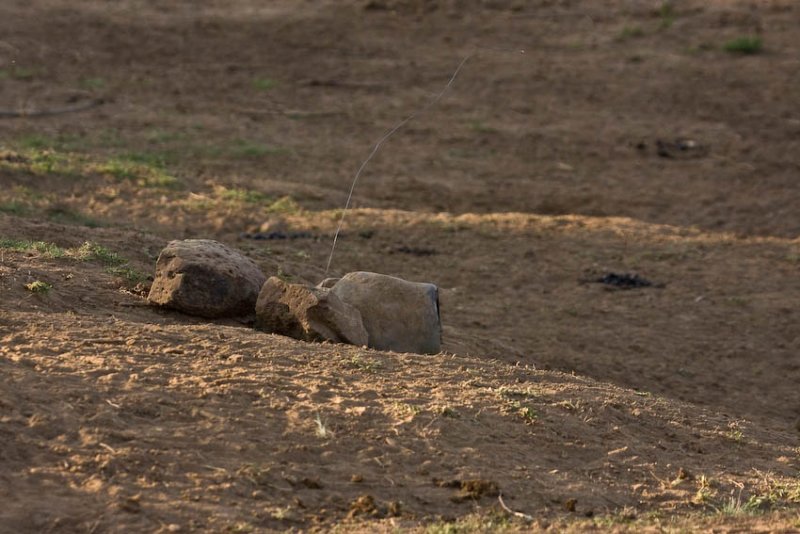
(255, 277, 368, 346)
(147, 239, 266, 318)
(330, 271, 441, 354)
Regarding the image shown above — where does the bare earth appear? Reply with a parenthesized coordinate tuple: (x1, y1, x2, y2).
(1, 0, 799, 532)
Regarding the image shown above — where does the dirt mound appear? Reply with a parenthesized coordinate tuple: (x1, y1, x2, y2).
(2, 304, 797, 531)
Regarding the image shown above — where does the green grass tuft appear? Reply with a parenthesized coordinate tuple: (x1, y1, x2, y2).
(218, 187, 272, 203)
(0, 201, 30, 215)
(74, 242, 126, 265)
(618, 26, 645, 41)
(229, 140, 286, 159)
(79, 77, 106, 89)
(723, 36, 763, 55)
(252, 78, 277, 91)
(106, 265, 150, 284)
(0, 239, 66, 257)
(266, 196, 301, 214)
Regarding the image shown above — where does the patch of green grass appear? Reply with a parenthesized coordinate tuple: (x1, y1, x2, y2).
(145, 129, 190, 145)
(15, 133, 87, 153)
(0, 239, 66, 257)
(725, 424, 744, 443)
(0, 240, 138, 283)
(74, 242, 126, 266)
(217, 187, 272, 204)
(25, 280, 52, 293)
(723, 36, 763, 55)
(658, 2, 675, 29)
(618, 26, 645, 41)
(469, 120, 498, 134)
(229, 140, 286, 159)
(252, 78, 277, 91)
(0, 201, 30, 215)
(118, 151, 170, 168)
(0, 144, 86, 177)
(18, 134, 54, 150)
(715, 491, 763, 516)
(96, 129, 125, 148)
(28, 150, 75, 175)
(266, 195, 301, 215)
(497, 386, 538, 425)
(0, 66, 38, 80)
(79, 77, 106, 89)
(94, 155, 182, 189)
(95, 158, 137, 180)
(686, 42, 716, 55)
(46, 206, 102, 227)
(106, 265, 149, 284)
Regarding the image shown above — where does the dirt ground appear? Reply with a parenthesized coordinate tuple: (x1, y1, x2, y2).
(1, 0, 799, 532)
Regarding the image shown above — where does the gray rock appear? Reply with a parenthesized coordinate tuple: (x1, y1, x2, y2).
(330, 271, 441, 354)
(148, 239, 266, 318)
(255, 277, 368, 346)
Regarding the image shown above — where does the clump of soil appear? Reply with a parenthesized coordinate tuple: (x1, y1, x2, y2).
(435, 478, 501, 502)
(594, 272, 656, 289)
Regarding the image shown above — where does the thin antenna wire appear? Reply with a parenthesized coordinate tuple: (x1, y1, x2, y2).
(324, 53, 473, 275)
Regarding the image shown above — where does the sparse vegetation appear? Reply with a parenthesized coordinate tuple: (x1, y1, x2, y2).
(46, 206, 102, 227)
(94, 154, 182, 189)
(0, 240, 145, 287)
(726, 428, 744, 443)
(469, 120, 498, 134)
(0, 239, 66, 257)
(252, 77, 277, 91)
(74, 242, 126, 265)
(0, 201, 30, 215)
(0, 66, 39, 80)
(25, 280, 52, 293)
(1, 140, 181, 189)
(658, 2, 675, 29)
(496, 387, 538, 424)
(229, 139, 286, 159)
(349, 355, 383, 373)
(79, 77, 106, 89)
(724, 36, 764, 55)
(617, 26, 645, 41)
(216, 186, 272, 204)
(265, 195, 301, 215)
(426, 512, 511, 534)
(105, 265, 150, 284)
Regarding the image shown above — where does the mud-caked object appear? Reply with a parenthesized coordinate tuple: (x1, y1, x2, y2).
(330, 271, 441, 354)
(148, 239, 266, 318)
(255, 277, 368, 346)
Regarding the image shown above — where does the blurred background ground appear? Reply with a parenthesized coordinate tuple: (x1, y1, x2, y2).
(0, 0, 798, 531)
